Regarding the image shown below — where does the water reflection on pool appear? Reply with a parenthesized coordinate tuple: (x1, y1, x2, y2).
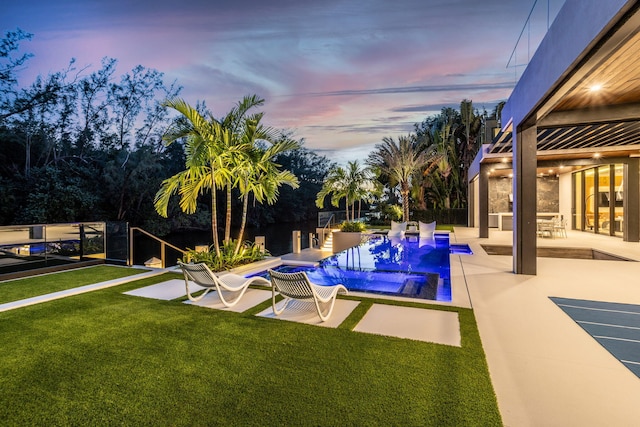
(253, 233, 467, 301)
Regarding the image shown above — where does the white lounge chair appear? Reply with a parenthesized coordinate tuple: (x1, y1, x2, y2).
(418, 220, 436, 238)
(268, 270, 348, 322)
(178, 261, 270, 307)
(387, 220, 407, 237)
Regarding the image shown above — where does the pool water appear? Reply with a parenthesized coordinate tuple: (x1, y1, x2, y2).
(251, 234, 471, 301)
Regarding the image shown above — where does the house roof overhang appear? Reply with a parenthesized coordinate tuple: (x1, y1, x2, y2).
(473, 0, 640, 176)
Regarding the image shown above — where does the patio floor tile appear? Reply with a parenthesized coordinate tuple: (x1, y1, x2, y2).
(255, 299, 360, 328)
(354, 304, 461, 346)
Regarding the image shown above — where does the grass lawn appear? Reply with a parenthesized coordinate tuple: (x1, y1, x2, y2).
(0, 265, 146, 305)
(0, 271, 502, 426)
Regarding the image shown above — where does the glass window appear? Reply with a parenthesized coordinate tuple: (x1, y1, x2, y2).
(573, 172, 582, 230)
(597, 165, 611, 236)
(584, 169, 596, 233)
(572, 164, 624, 237)
(614, 164, 624, 237)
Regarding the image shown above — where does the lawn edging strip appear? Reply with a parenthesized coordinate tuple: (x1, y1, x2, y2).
(0, 269, 164, 313)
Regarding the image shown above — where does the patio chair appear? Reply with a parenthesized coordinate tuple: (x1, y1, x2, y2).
(554, 218, 567, 238)
(537, 220, 555, 238)
(268, 269, 348, 322)
(178, 261, 270, 307)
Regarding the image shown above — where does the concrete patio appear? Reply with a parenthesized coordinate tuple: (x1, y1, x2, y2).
(453, 226, 640, 426)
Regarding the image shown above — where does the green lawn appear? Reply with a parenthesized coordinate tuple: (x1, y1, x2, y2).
(0, 271, 502, 426)
(0, 265, 146, 305)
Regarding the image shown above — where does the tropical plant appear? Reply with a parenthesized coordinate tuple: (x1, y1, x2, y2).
(414, 103, 484, 210)
(183, 240, 268, 271)
(316, 160, 376, 221)
(233, 127, 299, 255)
(338, 221, 366, 232)
(153, 98, 231, 257)
(154, 95, 300, 262)
(367, 136, 434, 221)
(218, 95, 265, 243)
(383, 204, 403, 221)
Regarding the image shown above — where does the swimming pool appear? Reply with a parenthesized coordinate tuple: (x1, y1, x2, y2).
(250, 233, 471, 301)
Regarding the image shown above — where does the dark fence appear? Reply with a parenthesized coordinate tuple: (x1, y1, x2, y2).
(411, 209, 468, 226)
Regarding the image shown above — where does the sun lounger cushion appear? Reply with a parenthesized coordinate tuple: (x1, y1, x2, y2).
(419, 221, 436, 238)
(388, 220, 407, 237)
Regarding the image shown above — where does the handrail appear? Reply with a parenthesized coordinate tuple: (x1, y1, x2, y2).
(129, 226, 187, 268)
(321, 214, 335, 245)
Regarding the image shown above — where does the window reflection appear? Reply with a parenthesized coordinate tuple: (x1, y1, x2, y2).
(573, 164, 623, 237)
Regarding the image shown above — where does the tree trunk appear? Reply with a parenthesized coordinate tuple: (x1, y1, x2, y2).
(211, 171, 221, 257)
(24, 133, 31, 178)
(401, 181, 410, 221)
(225, 183, 232, 243)
(345, 197, 349, 223)
(234, 190, 250, 255)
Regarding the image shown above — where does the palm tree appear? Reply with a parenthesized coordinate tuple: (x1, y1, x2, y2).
(417, 107, 468, 209)
(219, 95, 265, 243)
(153, 98, 234, 257)
(316, 161, 377, 222)
(367, 135, 433, 221)
(316, 165, 350, 220)
(233, 123, 299, 254)
(345, 160, 377, 221)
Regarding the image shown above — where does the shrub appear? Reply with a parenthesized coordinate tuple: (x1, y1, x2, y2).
(339, 221, 366, 232)
(384, 204, 403, 221)
(183, 240, 269, 271)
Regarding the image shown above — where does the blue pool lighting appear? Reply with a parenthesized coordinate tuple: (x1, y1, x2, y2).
(250, 234, 471, 301)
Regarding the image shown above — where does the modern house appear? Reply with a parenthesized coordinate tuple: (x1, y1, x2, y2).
(469, 0, 640, 274)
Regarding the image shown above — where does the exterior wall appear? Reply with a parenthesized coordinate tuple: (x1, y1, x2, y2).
(488, 176, 559, 214)
(559, 172, 573, 224)
(489, 178, 512, 213)
(473, 177, 479, 227)
(537, 176, 560, 213)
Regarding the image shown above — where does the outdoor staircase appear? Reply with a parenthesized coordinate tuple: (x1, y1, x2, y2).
(320, 229, 339, 251)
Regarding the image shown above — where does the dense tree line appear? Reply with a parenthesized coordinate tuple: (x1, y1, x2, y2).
(0, 29, 332, 235)
(1, 28, 502, 234)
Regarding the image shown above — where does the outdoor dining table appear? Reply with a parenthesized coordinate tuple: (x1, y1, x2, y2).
(536, 219, 555, 238)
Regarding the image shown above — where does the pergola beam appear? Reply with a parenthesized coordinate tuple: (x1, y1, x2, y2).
(538, 103, 640, 127)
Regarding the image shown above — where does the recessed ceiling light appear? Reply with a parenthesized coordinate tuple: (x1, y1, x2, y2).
(593, 153, 601, 158)
(589, 84, 603, 92)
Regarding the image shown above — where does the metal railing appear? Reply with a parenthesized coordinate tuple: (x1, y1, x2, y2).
(317, 214, 336, 248)
(506, 0, 563, 83)
(0, 222, 107, 276)
(128, 227, 187, 268)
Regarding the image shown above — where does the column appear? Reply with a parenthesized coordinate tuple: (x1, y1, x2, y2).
(468, 177, 475, 228)
(513, 125, 537, 275)
(624, 158, 639, 242)
(479, 163, 489, 238)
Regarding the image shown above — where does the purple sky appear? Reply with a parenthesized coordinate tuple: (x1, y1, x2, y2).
(1, 0, 563, 163)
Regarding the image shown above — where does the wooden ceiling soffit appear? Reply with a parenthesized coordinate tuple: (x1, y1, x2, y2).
(536, 4, 640, 121)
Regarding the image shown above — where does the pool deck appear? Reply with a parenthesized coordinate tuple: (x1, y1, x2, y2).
(453, 226, 640, 426)
(277, 228, 640, 425)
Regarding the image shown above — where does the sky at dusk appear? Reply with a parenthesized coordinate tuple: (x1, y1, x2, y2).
(1, 0, 563, 163)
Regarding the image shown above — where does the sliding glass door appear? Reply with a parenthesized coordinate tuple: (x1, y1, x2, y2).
(572, 164, 624, 236)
